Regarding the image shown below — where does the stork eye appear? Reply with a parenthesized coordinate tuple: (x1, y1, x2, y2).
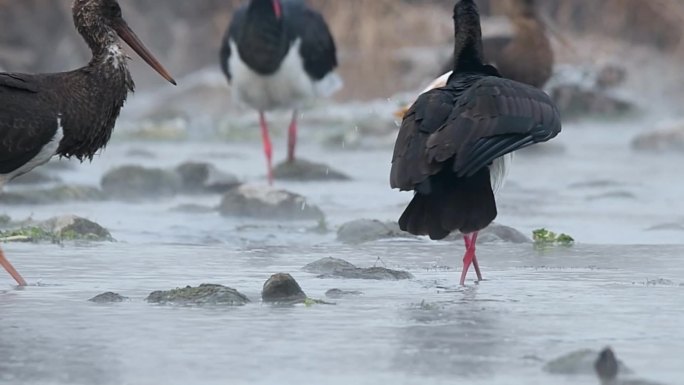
(109, 3, 122, 17)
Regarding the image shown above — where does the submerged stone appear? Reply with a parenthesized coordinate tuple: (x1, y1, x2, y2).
(42, 215, 113, 242)
(273, 159, 350, 181)
(11, 170, 61, 185)
(218, 185, 324, 221)
(101, 165, 181, 201)
(325, 289, 363, 299)
(261, 273, 307, 303)
(337, 219, 414, 244)
(0, 215, 112, 243)
(147, 284, 250, 306)
(544, 348, 632, 375)
(305, 257, 413, 281)
(632, 124, 684, 153)
(444, 223, 530, 244)
(89, 292, 128, 303)
(0, 185, 106, 205)
(319, 266, 414, 281)
(303, 257, 356, 275)
(175, 162, 240, 194)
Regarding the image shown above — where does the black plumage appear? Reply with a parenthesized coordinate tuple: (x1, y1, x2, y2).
(220, 0, 337, 83)
(219, 0, 341, 184)
(0, 0, 175, 287)
(391, 0, 561, 285)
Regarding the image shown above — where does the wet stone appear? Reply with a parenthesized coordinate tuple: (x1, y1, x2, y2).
(89, 292, 128, 303)
(175, 162, 240, 194)
(262, 273, 307, 303)
(325, 289, 363, 299)
(0, 185, 106, 205)
(42, 215, 113, 242)
(544, 349, 632, 376)
(147, 284, 250, 306)
(632, 124, 684, 153)
(303, 257, 357, 275)
(11, 170, 61, 185)
(479, 223, 531, 244)
(218, 185, 324, 221)
(646, 223, 684, 232)
(273, 159, 350, 181)
(319, 266, 414, 281)
(101, 165, 181, 201)
(170, 204, 216, 214)
(337, 219, 414, 244)
(444, 223, 530, 244)
(0, 215, 112, 243)
(125, 148, 156, 159)
(550, 84, 634, 119)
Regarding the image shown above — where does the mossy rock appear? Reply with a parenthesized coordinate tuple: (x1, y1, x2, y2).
(147, 284, 250, 306)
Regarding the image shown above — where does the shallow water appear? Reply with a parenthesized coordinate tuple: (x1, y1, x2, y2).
(1, 116, 684, 384)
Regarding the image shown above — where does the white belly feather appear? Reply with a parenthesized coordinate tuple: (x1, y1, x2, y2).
(0, 117, 64, 191)
(228, 38, 342, 111)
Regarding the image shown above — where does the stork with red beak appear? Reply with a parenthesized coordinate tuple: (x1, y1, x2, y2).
(0, 0, 176, 286)
(220, 0, 342, 184)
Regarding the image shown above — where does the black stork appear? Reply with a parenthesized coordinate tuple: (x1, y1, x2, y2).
(395, 0, 555, 119)
(220, 0, 342, 185)
(390, 0, 561, 286)
(0, 0, 176, 286)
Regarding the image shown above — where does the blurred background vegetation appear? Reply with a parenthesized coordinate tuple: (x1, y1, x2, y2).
(0, 0, 682, 101)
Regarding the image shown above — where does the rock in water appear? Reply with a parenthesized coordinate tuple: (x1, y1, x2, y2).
(89, 292, 128, 303)
(595, 347, 618, 383)
(544, 349, 632, 375)
(175, 162, 240, 194)
(0, 215, 112, 243)
(147, 284, 250, 306)
(303, 257, 413, 281)
(11, 170, 61, 185)
(218, 185, 324, 221)
(273, 159, 350, 181)
(337, 219, 414, 244)
(303, 257, 357, 275)
(101, 165, 181, 201)
(320, 266, 414, 281)
(325, 289, 363, 299)
(632, 124, 684, 153)
(42, 215, 113, 241)
(0, 185, 106, 205)
(261, 273, 307, 303)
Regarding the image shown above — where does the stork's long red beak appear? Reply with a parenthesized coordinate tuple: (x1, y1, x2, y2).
(272, 0, 282, 19)
(114, 20, 177, 85)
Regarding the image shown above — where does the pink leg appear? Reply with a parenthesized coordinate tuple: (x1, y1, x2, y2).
(287, 110, 298, 163)
(0, 246, 27, 286)
(259, 112, 274, 185)
(459, 232, 482, 286)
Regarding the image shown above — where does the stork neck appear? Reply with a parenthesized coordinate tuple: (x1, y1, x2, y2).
(452, 1, 485, 73)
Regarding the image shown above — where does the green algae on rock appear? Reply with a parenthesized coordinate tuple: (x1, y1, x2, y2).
(533, 228, 575, 247)
(89, 292, 129, 303)
(146, 284, 250, 306)
(0, 215, 112, 243)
